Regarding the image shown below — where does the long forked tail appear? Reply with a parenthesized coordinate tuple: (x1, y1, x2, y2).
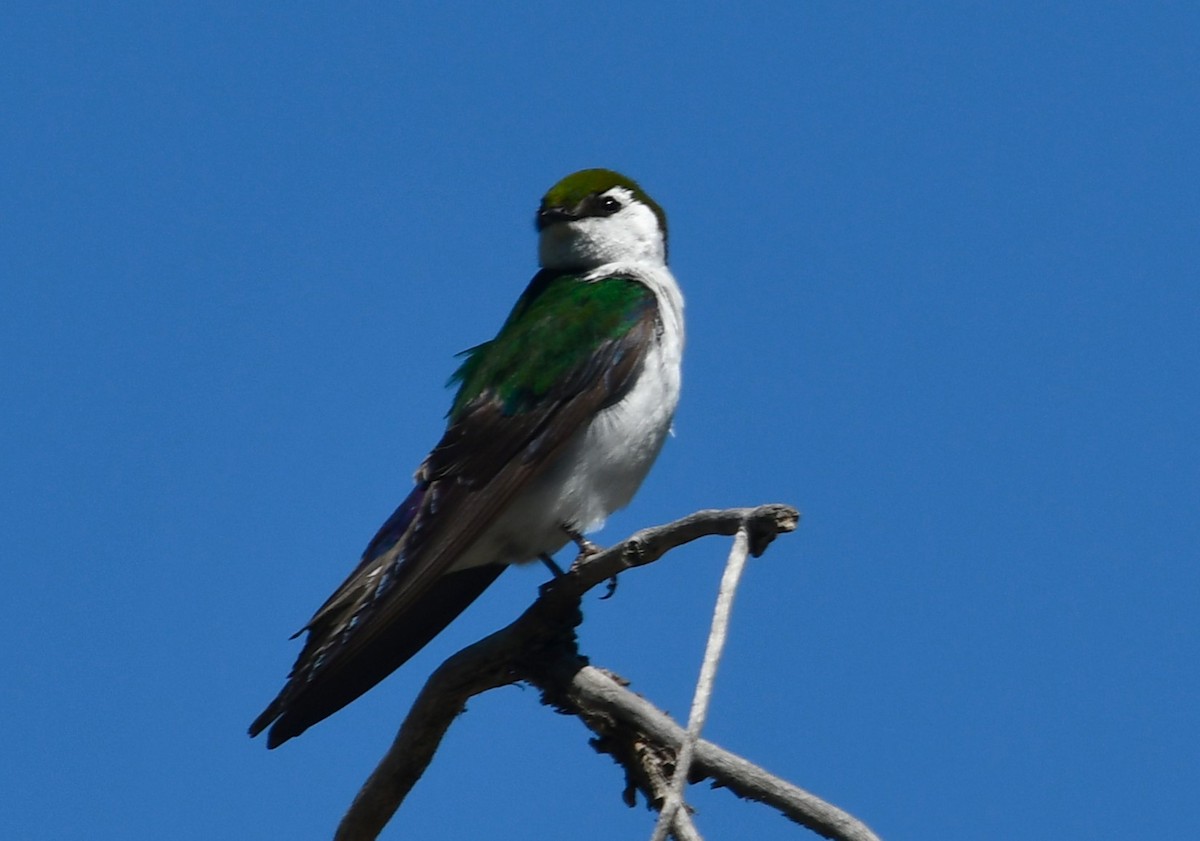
(249, 483, 507, 748)
(249, 562, 505, 748)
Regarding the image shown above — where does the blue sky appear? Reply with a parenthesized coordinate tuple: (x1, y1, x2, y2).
(3, 3, 1197, 839)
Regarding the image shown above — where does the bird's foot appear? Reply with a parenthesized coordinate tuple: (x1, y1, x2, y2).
(599, 575, 619, 600)
(562, 525, 603, 566)
(539, 553, 566, 578)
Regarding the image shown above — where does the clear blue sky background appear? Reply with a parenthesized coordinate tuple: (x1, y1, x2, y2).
(3, 3, 1197, 839)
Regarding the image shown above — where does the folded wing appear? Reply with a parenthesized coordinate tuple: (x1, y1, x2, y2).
(250, 273, 659, 747)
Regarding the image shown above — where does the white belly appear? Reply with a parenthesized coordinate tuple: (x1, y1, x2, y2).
(452, 264, 684, 569)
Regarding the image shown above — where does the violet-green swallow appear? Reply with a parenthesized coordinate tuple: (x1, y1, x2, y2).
(250, 169, 684, 748)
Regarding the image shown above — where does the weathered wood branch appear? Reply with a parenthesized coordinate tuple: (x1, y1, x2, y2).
(555, 665, 882, 841)
(334, 504, 877, 841)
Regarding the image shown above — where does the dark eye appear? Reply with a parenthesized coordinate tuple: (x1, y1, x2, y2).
(599, 195, 622, 214)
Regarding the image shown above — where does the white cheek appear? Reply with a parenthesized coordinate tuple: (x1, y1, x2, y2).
(538, 201, 666, 269)
(608, 205, 666, 264)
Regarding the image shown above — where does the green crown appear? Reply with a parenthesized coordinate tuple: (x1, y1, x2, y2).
(542, 168, 667, 238)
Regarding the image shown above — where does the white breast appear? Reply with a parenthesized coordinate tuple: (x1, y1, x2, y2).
(453, 262, 685, 569)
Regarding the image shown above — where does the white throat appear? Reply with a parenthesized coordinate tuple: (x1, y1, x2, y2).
(539, 197, 666, 271)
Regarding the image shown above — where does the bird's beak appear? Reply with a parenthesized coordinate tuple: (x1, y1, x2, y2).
(535, 204, 578, 231)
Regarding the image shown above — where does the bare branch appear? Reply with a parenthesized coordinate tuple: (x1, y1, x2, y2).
(332, 643, 517, 841)
(651, 526, 751, 841)
(334, 505, 878, 841)
(560, 665, 883, 841)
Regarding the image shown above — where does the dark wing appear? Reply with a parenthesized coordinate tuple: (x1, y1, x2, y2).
(250, 273, 659, 747)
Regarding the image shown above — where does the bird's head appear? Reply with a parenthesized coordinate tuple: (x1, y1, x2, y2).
(536, 168, 668, 271)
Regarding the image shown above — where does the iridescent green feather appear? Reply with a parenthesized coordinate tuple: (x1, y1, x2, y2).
(448, 274, 654, 420)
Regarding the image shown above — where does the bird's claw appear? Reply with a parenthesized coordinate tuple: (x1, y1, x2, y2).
(562, 525, 603, 564)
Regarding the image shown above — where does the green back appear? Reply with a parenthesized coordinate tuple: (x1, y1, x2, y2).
(449, 272, 654, 420)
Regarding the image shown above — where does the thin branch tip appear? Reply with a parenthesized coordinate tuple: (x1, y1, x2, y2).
(737, 504, 800, 557)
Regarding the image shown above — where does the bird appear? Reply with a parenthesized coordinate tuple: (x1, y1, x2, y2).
(250, 168, 684, 748)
